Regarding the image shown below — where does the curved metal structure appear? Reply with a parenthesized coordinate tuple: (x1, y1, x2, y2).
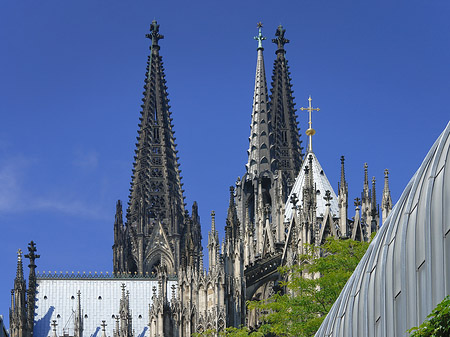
(316, 122, 450, 337)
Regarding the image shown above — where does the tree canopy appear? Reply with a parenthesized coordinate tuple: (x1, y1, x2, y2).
(195, 237, 370, 337)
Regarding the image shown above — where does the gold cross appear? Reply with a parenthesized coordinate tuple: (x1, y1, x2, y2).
(300, 96, 320, 152)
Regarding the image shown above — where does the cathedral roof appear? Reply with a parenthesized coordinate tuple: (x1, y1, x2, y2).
(284, 151, 339, 221)
(33, 278, 177, 337)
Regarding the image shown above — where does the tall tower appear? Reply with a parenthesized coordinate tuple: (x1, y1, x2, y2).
(235, 23, 302, 265)
(113, 21, 201, 276)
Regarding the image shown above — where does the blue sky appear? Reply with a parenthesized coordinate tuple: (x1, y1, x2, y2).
(0, 0, 449, 323)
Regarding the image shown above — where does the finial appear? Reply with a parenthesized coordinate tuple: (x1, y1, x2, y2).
(300, 96, 320, 153)
(25, 240, 40, 268)
(229, 186, 235, 205)
(146, 20, 164, 48)
(363, 162, 369, 190)
(383, 169, 390, 193)
(16, 249, 24, 280)
(324, 190, 333, 206)
(254, 22, 266, 50)
(372, 176, 377, 206)
(211, 210, 216, 232)
(272, 24, 289, 52)
(289, 193, 299, 208)
(121, 283, 126, 298)
(354, 197, 361, 208)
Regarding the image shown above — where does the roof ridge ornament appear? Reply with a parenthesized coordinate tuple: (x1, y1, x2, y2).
(254, 22, 266, 50)
(300, 96, 320, 153)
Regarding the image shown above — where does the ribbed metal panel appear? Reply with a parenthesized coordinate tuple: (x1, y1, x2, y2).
(316, 122, 450, 337)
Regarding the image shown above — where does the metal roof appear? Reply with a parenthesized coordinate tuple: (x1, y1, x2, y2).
(34, 278, 177, 337)
(285, 152, 339, 222)
(315, 122, 450, 337)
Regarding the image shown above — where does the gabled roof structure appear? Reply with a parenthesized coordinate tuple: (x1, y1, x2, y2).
(315, 122, 450, 337)
(285, 152, 339, 221)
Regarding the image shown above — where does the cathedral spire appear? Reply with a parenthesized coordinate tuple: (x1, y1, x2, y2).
(246, 23, 271, 177)
(269, 24, 302, 199)
(382, 169, 393, 224)
(116, 21, 192, 276)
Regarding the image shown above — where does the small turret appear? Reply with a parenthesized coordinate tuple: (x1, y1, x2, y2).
(10, 249, 28, 337)
(382, 169, 393, 224)
(118, 284, 133, 337)
(370, 176, 379, 233)
(338, 156, 348, 236)
(361, 163, 370, 220)
(225, 187, 240, 241)
(208, 211, 219, 270)
(25, 241, 39, 337)
(73, 291, 83, 337)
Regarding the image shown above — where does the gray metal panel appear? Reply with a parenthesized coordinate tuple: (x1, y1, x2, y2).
(315, 122, 450, 337)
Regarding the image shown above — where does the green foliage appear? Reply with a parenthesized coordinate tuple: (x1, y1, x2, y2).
(407, 295, 450, 337)
(196, 237, 369, 337)
(248, 237, 369, 337)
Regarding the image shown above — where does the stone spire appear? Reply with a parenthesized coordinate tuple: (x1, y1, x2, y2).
(246, 23, 271, 177)
(113, 200, 124, 272)
(101, 321, 107, 337)
(10, 249, 28, 337)
(370, 176, 379, 233)
(208, 211, 220, 269)
(269, 25, 302, 199)
(225, 187, 240, 241)
(73, 291, 83, 337)
(119, 284, 133, 337)
(24, 241, 39, 337)
(361, 163, 370, 225)
(114, 21, 196, 276)
(338, 156, 348, 236)
(382, 169, 393, 224)
(51, 320, 57, 337)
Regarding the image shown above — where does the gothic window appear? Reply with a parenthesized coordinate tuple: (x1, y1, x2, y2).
(152, 147, 160, 154)
(152, 157, 162, 166)
(151, 168, 162, 177)
(281, 131, 287, 143)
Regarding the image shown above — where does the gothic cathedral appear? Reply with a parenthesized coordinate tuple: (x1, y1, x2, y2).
(9, 21, 392, 337)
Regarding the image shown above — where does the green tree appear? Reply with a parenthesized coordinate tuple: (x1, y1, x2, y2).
(407, 295, 450, 337)
(196, 237, 369, 337)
